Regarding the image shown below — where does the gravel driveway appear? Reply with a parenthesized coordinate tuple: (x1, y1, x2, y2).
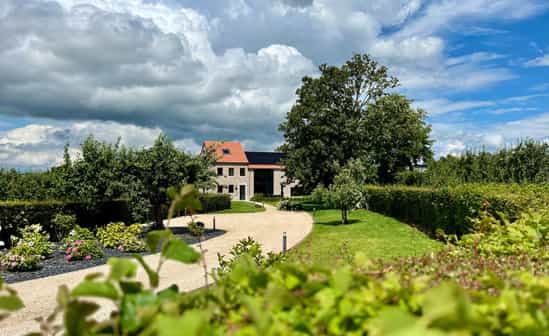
(0, 205, 313, 335)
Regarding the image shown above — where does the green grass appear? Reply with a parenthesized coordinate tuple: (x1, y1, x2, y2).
(211, 201, 266, 214)
(289, 209, 442, 267)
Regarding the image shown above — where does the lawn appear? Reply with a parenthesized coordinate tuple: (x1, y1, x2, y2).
(211, 201, 266, 214)
(289, 209, 442, 267)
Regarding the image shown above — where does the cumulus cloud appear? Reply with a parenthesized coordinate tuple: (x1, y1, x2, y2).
(432, 112, 549, 157)
(0, 121, 167, 169)
(0, 0, 547, 168)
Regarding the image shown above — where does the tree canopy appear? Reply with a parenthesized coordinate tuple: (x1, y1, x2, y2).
(279, 53, 432, 191)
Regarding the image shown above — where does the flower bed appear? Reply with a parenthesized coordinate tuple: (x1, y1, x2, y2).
(0, 227, 224, 283)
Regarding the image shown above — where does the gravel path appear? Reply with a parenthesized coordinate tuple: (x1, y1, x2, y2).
(0, 205, 313, 335)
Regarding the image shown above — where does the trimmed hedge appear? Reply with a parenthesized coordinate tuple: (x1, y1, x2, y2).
(0, 200, 130, 247)
(198, 193, 231, 213)
(364, 184, 548, 236)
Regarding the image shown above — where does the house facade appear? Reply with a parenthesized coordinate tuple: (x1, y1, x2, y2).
(202, 141, 295, 201)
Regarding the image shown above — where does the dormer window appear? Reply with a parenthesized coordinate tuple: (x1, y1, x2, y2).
(222, 148, 231, 155)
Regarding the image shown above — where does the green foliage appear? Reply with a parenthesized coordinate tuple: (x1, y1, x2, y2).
(96, 223, 146, 252)
(64, 239, 104, 262)
(26, 210, 549, 335)
(312, 161, 369, 224)
(0, 224, 53, 271)
(0, 253, 41, 272)
(167, 185, 202, 220)
(0, 277, 24, 318)
(51, 213, 77, 241)
(395, 170, 429, 186)
(364, 184, 549, 236)
(197, 193, 231, 213)
(425, 140, 549, 186)
(10, 224, 54, 258)
(215, 237, 286, 278)
(279, 54, 432, 191)
(62, 226, 96, 247)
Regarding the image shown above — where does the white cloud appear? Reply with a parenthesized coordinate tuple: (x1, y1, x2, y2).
(0, 121, 165, 169)
(525, 54, 549, 67)
(414, 99, 495, 116)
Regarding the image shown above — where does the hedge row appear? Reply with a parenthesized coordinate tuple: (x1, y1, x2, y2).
(0, 200, 130, 247)
(364, 184, 548, 236)
(197, 193, 231, 213)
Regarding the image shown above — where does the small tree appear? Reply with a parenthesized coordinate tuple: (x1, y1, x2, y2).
(314, 159, 371, 224)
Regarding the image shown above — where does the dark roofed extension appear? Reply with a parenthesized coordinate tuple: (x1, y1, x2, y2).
(245, 151, 286, 165)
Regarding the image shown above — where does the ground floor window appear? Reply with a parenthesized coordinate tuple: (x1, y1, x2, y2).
(217, 185, 223, 193)
(228, 185, 234, 193)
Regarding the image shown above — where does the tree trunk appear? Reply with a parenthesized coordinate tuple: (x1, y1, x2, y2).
(341, 208, 348, 224)
(152, 204, 165, 230)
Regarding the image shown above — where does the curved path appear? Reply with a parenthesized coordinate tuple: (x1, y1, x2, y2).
(0, 205, 313, 335)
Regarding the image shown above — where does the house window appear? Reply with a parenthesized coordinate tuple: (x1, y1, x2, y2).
(217, 185, 223, 193)
(222, 148, 231, 155)
(229, 168, 235, 176)
(228, 185, 234, 193)
(217, 167, 223, 176)
(240, 168, 246, 176)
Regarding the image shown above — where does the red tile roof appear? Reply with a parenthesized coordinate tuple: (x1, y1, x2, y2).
(203, 141, 249, 163)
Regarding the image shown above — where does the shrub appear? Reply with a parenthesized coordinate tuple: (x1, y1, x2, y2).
(215, 237, 286, 278)
(51, 213, 76, 241)
(64, 239, 104, 262)
(62, 226, 96, 248)
(197, 193, 230, 213)
(278, 199, 304, 211)
(10, 224, 54, 258)
(0, 253, 41, 272)
(96, 222, 146, 252)
(364, 184, 547, 236)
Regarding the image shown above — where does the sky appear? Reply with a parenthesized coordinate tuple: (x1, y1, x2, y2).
(1, 0, 548, 170)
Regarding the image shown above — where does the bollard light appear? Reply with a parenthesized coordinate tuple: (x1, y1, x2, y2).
(213, 216, 216, 231)
(282, 231, 287, 253)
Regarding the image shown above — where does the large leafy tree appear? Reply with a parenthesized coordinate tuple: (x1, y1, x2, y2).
(365, 94, 433, 183)
(133, 134, 196, 230)
(279, 53, 432, 190)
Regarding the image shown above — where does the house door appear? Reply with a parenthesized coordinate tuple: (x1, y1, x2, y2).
(239, 185, 246, 200)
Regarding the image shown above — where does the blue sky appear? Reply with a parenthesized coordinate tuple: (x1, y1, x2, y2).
(0, 0, 548, 169)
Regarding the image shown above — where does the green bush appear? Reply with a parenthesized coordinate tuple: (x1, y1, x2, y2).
(62, 226, 96, 248)
(0, 253, 41, 272)
(0, 199, 130, 247)
(197, 193, 230, 213)
(64, 239, 104, 262)
(51, 213, 76, 241)
(364, 184, 548, 236)
(10, 224, 54, 258)
(96, 222, 146, 252)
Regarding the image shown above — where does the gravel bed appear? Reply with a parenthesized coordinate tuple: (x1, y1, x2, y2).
(1, 228, 225, 284)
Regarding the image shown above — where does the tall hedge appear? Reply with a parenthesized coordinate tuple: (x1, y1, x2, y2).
(0, 200, 130, 247)
(364, 184, 547, 236)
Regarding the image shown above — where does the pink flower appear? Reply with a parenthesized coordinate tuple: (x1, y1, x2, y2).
(11, 262, 17, 267)
(66, 247, 73, 254)
(65, 254, 72, 261)
(84, 255, 92, 261)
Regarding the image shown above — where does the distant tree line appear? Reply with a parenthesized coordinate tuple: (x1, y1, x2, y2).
(396, 140, 549, 186)
(0, 134, 215, 229)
